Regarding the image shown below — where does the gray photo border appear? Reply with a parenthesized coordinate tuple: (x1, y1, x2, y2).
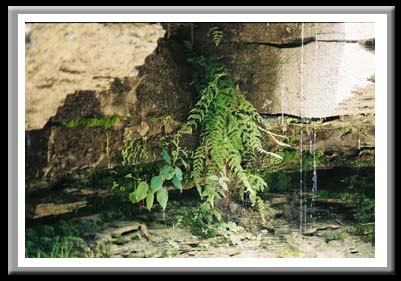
(8, 6, 395, 274)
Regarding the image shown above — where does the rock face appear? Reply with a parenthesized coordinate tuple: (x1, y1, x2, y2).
(25, 24, 195, 181)
(192, 22, 375, 117)
(25, 22, 375, 183)
(25, 23, 165, 130)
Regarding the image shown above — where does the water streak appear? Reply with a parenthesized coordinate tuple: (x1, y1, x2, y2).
(281, 82, 285, 131)
(299, 22, 305, 233)
(312, 128, 318, 193)
(299, 129, 303, 233)
(280, 52, 285, 132)
(310, 23, 319, 228)
(313, 23, 319, 195)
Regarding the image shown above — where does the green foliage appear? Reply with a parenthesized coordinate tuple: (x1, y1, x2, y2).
(338, 126, 352, 137)
(146, 192, 154, 211)
(354, 196, 375, 224)
(114, 235, 128, 245)
(60, 119, 79, 128)
(160, 164, 175, 180)
(172, 175, 183, 192)
(161, 249, 172, 258)
(315, 189, 331, 199)
(259, 146, 325, 174)
(121, 131, 149, 167)
(255, 196, 266, 223)
(346, 223, 374, 244)
(117, 114, 188, 212)
(321, 231, 345, 243)
(151, 176, 164, 192)
(358, 126, 368, 136)
(181, 41, 282, 211)
(156, 188, 169, 210)
(350, 154, 375, 168)
(266, 172, 289, 192)
(343, 174, 375, 224)
(129, 181, 149, 203)
(60, 116, 117, 130)
(48, 237, 75, 258)
(25, 220, 87, 258)
(209, 26, 223, 47)
(190, 202, 222, 238)
(317, 173, 374, 226)
(146, 113, 171, 123)
(124, 147, 186, 212)
(174, 202, 245, 239)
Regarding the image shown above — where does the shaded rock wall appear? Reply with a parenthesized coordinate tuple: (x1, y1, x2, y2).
(189, 23, 375, 117)
(26, 24, 194, 182)
(25, 23, 375, 184)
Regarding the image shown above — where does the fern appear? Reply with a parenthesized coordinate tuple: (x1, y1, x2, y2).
(121, 131, 149, 167)
(255, 196, 266, 223)
(182, 41, 283, 210)
(209, 26, 223, 47)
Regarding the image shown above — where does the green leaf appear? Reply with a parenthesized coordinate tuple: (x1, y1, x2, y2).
(129, 192, 137, 204)
(219, 180, 228, 191)
(160, 165, 175, 180)
(135, 181, 149, 201)
(171, 150, 178, 160)
(162, 148, 171, 165)
(172, 176, 183, 193)
(174, 167, 183, 181)
(151, 176, 164, 193)
(146, 192, 154, 211)
(219, 176, 229, 182)
(207, 175, 219, 181)
(180, 158, 188, 169)
(156, 188, 168, 211)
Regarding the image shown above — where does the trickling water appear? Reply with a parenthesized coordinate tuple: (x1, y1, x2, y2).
(299, 129, 303, 233)
(281, 82, 285, 131)
(312, 128, 318, 193)
(162, 209, 166, 222)
(309, 23, 319, 229)
(358, 128, 361, 150)
(299, 22, 305, 233)
(303, 124, 308, 230)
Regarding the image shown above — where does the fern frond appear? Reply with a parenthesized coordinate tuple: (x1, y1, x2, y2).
(256, 196, 266, 223)
(180, 41, 284, 209)
(209, 27, 223, 47)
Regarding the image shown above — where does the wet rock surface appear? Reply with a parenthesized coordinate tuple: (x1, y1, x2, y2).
(192, 22, 375, 117)
(25, 168, 375, 258)
(28, 198, 374, 258)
